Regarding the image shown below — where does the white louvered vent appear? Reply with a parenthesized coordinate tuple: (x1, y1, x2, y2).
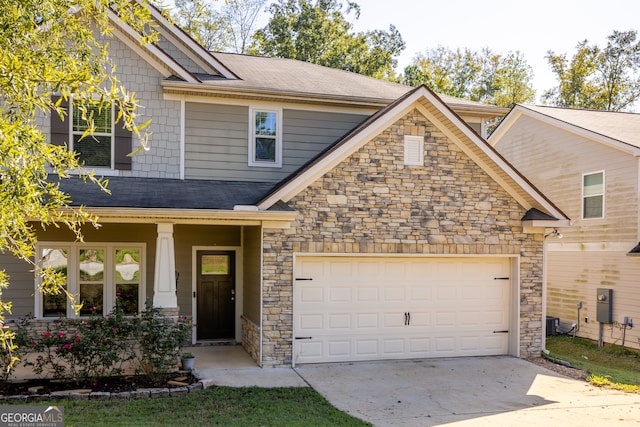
(404, 135, 424, 166)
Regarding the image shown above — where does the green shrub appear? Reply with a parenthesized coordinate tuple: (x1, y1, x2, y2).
(15, 300, 191, 385)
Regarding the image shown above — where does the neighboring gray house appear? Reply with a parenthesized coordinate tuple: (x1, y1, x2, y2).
(1, 5, 569, 367)
(490, 105, 640, 350)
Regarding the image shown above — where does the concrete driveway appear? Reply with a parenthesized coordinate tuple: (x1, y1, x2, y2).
(295, 356, 640, 426)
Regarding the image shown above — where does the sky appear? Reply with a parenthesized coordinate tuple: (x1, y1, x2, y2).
(349, 0, 640, 103)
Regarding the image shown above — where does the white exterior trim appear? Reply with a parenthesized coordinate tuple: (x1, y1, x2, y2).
(248, 106, 283, 168)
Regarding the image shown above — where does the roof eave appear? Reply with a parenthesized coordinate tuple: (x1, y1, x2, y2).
(56, 206, 298, 225)
(161, 80, 399, 108)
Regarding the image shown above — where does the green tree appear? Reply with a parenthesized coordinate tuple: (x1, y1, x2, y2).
(222, 0, 268, 54)
(250, 0, 405, 80)
(403, 46, 535, 108)
(0, 0, 152, 367)
(543, 30, 640, 111)
(172, 0, 231, 51)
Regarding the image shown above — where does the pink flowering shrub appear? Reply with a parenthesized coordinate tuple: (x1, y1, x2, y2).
(15, 299, 191, 384)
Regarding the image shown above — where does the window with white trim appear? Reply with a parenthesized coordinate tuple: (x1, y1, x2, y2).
(38, 243, 145, 318)
(50, 95, 133, 171)
(248, 107, 282, 167)
(71, 101, 114, 168)
(582, 171, 604, 219)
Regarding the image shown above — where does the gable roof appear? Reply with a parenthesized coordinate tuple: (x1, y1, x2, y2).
(256, 85, 569, 224)
(490, 104, 640, 155)
(105, 2, 507, 117)
(162, 52, 507, 115)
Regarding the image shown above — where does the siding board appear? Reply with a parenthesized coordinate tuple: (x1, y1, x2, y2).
(184, 102, 367, 182)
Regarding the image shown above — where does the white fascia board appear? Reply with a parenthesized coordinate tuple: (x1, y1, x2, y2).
(415, 97, 569, 221)
(256, 95, 418, 209)
(491, 105, 640, 156)
(143, 2, 237, 79)
(107, 8, 199, 83)
(60, 207, 298, 224)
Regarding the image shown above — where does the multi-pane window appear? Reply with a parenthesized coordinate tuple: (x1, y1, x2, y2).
(583, 171, 604, 219)
(72, 102, 113, 168)
(41, 248, 69, 317)
(37, 244, 143, 318)
(249, 107, 282, 167)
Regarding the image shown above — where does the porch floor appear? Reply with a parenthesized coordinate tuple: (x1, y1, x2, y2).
(10, 344, 306, 388)
(187, 344, 307, 388)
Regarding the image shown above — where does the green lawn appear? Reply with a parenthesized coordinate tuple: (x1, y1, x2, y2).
(30, 386, 371, 426)
(546, 335, 640, 391)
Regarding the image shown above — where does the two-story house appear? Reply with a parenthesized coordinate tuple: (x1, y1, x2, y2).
(1, 4, 569, 367)
(491, 104, 639, 350)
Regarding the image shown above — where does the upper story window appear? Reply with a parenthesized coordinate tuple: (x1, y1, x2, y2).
(50, 95, 133, 171)
(249, 107, 282, 168)
(583, 171, 604, 219)
(72, 102, 113, 168)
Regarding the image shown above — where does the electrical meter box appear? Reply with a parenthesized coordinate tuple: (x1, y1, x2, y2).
(596, 288, 613, 323)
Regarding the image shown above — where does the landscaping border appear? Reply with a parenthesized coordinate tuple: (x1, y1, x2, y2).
(0, 381, 205, 402)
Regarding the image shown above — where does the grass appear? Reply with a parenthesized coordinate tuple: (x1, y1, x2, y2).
(546, 335, 640, 392)
(25, 386, 371, 426)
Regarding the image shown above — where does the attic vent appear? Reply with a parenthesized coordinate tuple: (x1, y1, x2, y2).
(404, 136, 424, 166)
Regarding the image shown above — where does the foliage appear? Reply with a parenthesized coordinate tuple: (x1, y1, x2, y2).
(130, 300, 192, 380)
(57, 387, 372, 426)
(0, 0, 154, 374)
(543, 30, 640, 111)
(403, 46, 535, 108)
(546, 335, 640, 387)
(250, 0, 405, 80)
(13, 301, 191, 385)
(172, 0, 231, 51)
(222, 0, 268, 54)
(19, 301, 135, 383)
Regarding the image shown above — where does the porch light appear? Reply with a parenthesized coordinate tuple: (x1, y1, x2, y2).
(544, 228, 563, 239)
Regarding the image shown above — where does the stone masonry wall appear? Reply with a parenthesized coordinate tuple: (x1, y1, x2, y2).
(261, 109, 544, 367)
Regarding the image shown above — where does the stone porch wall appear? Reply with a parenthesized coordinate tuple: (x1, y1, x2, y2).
(240, 315, 260, 366)
(261, 109, 544, 367)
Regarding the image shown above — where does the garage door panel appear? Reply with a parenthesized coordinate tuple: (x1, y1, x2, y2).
(294, 256, 511, 364)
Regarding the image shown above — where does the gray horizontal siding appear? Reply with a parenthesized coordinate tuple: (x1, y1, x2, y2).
(184, 102, 368, 182)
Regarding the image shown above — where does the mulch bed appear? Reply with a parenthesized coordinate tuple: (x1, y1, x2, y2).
(0, 372, 198, 396)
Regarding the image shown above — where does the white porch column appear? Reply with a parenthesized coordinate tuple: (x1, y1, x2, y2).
(153, 223, 178, 309)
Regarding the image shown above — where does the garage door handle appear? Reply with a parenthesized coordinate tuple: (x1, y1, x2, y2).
(295, 278, 313, 281)
(404, 312, 411, 326)
(494, 277, 509, 280)
(295, 336, 313, 340)
(493, 330, 509, 334)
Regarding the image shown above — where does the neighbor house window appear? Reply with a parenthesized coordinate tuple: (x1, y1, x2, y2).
(36, 243, 144, 318)
(72, 101, 113, 168)
(583, 171, 604, 219)
(249, 107, 282, 167)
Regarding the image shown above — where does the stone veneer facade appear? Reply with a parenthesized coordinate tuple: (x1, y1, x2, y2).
(260, 109, 544, 367)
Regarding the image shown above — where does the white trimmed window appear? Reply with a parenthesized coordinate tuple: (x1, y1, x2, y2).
(36, 243, 145, 318)
(71, 101, 115, 168)
(248, 107, 282, 167)
(404, 135, 424, 166)
(582, 171, 604, 219)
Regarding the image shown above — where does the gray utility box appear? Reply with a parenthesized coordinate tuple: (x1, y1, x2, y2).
(596, 288, 613, 324)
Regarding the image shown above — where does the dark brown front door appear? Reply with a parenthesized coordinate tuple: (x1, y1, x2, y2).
(197, 251, 235, 340)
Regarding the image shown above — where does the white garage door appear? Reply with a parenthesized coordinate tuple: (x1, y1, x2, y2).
(293, 256, 512, 365)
